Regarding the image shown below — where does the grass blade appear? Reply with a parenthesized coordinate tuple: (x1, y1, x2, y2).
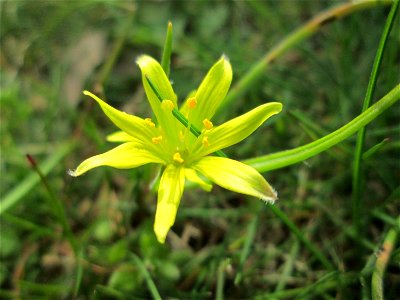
(130, 253, 162, 300)
(352, 0, 399, 235)
(268, 204, 334, 271)
(161, 21, 173, 77)
(0, 142, 74, 215)
(234, 212, 259, 285)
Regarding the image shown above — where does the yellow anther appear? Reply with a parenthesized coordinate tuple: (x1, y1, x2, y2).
(152, 136, 162, 144)
(202, 136, 209, 147)
(173, 152, 184, 164)
(203, 119, 213, 130)
(162, 100, 174, 111)
(145, 118, 155, 127)
(187, 97, 197, 109)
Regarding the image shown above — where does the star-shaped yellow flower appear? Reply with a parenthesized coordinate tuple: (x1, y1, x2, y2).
(69, 55, 282, 243)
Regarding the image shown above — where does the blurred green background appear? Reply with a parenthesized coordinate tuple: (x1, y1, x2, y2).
(1, 1, 399, 299)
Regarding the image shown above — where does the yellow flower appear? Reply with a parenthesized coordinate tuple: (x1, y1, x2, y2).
(69, 55, 282, 243)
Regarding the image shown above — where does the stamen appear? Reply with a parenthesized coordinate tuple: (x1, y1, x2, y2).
(145, 118, 155, 127)
(162, 100, 174, 111)
(187, 97, 197, 109)
(173, 152, 184, 164)
(203, 119, 213, 130)
(202, 136, 209, 147)
(152, 136, 162, 144)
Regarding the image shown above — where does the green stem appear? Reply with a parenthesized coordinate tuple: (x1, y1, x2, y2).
(2, 213, 55, 237)
(0, 142, 75, 215)
(130, 253, 162, 300)
(255, 272, 357, 299)
(244, 85, 400, 173)
(234, 210, 260, 285)
(268, 204, 334, 271)
(352, 0, 399, 239)
(216, 259, 230, 300)
(274, 238, 299, 293)
(25, 154, 78, 254)
(220, 0, 391, 110)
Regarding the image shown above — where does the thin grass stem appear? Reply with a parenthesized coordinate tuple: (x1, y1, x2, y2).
(25, 154, 78, 253)
(352, 0, 399, 237)
(0, 142, 75, 215)
(24, 152, 83, 295)
(130, 253, 162, 300)
(94, 285, 124, 299)
(361, 251, 378, 300)
(274, 239, 299, 293)
(2, 213, 55, 237)
(362, 138, 390, 160)
(267, 204, 334, 270)
(216, 259, 230, 300)
(234, 211, 260, 285)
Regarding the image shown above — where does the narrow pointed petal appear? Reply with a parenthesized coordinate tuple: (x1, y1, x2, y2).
(154, 165, 185, 243)
(136, 55, 180, 144)
(68, 142, 165, 177)
(192, 156, 277, 203)
(136, 55, 177, 107)
(83, 91, 157, 146)
(190, 56, 232, 129)
(194, 102, 282, 157)
(185, 168, 212, 192)
(106, 131, 139, 143)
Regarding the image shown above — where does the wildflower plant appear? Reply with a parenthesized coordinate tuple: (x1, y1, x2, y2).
(69, 54, 282, 243)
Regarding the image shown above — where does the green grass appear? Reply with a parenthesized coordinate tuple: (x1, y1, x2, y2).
(1, 1, 399, 299)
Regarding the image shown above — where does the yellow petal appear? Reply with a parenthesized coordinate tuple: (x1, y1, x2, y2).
(136, 55, 177, 107)
(106, 131, 139, 143)
(68, 142, 165, 177)
(190, 56, 232, 129)
(192, 156, 277, 203)
(136, 55, 181, 144)
(83, 91, 156, 146)
(185, 168, 212, 192)
(154, 165, 185, 243)
(193, 102, 282, 157)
